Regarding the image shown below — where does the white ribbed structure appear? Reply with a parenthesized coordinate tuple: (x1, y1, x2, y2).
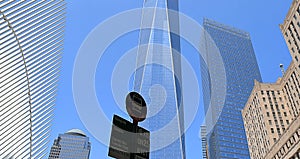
(0, 1, 65, 158)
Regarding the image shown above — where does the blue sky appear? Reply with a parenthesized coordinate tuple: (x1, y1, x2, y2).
(49, 0, 293, 158)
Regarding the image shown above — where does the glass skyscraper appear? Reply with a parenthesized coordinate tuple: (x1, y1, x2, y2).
(133, 0, 185, 158)
(201, 125, 208, 159)
(200, 18, 262, 159)
(0, 1, 65, 158)
(48, 129, 91, 159)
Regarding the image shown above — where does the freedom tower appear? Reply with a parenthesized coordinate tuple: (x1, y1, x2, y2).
(133, 0, 185, 158)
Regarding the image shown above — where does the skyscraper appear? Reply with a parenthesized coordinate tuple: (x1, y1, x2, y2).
(0, 1, 65, 158)
(201, 18, 262, 159)
(200, 125, 208, 159)
(133, 0, 185, 158)
(242, 62, 300, 159)
(242, 79, 293, 159)
(242, 1, 300, 158)
(280, 0, 300, 121)
(280, 0, 300, 71)
(48, 129, 91, 159)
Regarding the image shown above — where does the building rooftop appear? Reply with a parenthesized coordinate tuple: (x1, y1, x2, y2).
(280, 0, 299, 32)
(203, 18, 250, 39)
(66, 129, 87, 137)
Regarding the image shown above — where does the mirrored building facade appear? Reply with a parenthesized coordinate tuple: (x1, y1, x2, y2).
(133, 0, 185, 158)
(201, 18, 262, 159)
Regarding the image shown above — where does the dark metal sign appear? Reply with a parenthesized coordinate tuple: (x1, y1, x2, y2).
(108, 115, 150, 159)
(131, 126, 150, 159)
(126, 92, 147, 122)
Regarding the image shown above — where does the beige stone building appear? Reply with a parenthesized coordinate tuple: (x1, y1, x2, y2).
(242, 61, 300, 159)
(242, 79, 291, 158)
(280, 0, 300, 70)
(242, 0, 300, 158)
(280, 62, 300, 119)
(264, 113, 300, 159)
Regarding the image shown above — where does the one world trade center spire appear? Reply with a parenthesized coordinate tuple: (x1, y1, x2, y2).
(133, 0, 185, 158)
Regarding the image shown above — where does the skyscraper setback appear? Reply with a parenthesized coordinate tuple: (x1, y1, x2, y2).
(0, 1, 65, 158)
(201, 19, 262, 158)
(133, 0, 185, 158)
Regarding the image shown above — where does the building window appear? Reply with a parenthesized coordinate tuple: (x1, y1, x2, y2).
(286, 120, 290, 125)
(265, 105, 268, 109)
(271, 128, 274, 133)
(267, 112, 270, 117)
(269, 120, 272, 125)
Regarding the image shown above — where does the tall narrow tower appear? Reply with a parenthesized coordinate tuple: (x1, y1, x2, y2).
(0, 1, 65, 158)
(134, 0, 185, 158)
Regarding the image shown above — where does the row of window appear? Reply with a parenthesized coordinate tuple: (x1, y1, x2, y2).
(270, 128, 300, 159)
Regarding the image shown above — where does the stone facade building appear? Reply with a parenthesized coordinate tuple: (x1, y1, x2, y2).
(242, 62, 299, 159)
(242, 0, 300, 158)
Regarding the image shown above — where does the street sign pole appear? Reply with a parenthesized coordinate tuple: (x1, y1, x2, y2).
(108, 92, 150, 159)
(131, 122, 137, 159)
(126, 92, 148, 159)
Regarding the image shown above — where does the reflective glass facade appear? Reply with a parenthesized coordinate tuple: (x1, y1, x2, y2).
(201, 19, 262, 159)
(0, 1, 65, 158)
(133, 0, 185, 158)
(48, 129, 91, 159)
